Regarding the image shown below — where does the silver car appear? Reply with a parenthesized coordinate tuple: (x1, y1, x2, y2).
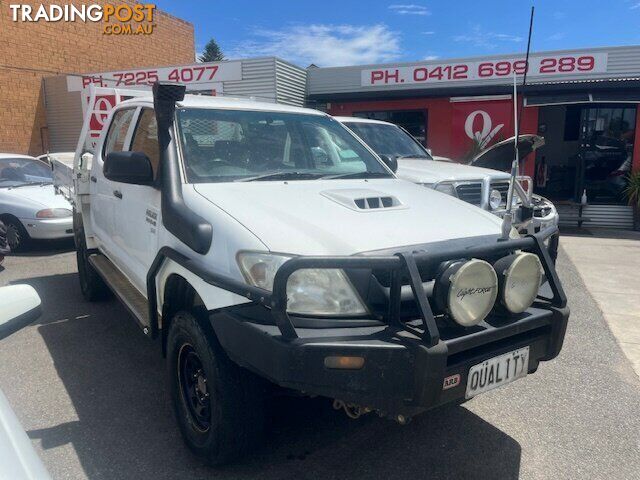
(0, 154, 73, 251)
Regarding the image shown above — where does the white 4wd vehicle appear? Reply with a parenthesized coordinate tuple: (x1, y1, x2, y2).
(53, 83, 568, 465)
(336, 117, 558, 237)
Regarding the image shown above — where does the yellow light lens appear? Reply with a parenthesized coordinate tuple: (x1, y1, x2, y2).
(324, 356, 365, 370)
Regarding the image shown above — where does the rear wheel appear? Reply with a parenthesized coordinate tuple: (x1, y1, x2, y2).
(167, 310, 265, 465)
(74, 213, 111, 301)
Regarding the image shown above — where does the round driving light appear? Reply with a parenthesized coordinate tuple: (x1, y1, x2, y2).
(489, 189, 503, 210)
(436, 259, 498, 327)
(495, 253, 543, 313)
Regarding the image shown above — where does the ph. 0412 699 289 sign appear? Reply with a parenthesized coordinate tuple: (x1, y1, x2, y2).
(360, 53, 608, 87)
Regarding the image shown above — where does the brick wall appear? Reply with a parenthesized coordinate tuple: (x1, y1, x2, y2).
(0, 0, 194, 155)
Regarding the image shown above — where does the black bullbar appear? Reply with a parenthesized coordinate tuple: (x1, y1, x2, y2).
(147, 227, 568, 414)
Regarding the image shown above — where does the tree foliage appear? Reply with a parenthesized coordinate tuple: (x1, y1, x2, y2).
(198, 38, 225, 63)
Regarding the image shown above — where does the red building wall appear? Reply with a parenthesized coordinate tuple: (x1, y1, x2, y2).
(633, 108, 640, 174)
(328, 97, 539, 177)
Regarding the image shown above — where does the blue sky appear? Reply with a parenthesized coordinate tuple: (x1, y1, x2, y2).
(153, 0, 640, 66)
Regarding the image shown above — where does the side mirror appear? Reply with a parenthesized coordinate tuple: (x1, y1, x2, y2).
(104, 151, 154, 185)
(379, 154, 398, 173)
(0, 285, 42, 341)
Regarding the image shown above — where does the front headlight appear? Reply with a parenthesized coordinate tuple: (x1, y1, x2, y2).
(435, 259, 498, 327)
(237, 252, 368, 316)
(494, 253, 543, 313)
(36, 208, 72, 218)
(433, 183, 457, 197)
(489, 189, 503, 210)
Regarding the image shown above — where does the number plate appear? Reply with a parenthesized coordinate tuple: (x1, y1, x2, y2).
(465, 347, 529, 399)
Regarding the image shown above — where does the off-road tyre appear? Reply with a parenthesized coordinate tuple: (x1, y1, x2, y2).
(74, 213, 111, 301)
(167, 310, 265, 465)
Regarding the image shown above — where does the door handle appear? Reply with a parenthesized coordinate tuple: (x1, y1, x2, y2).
(113, 190, 123, 199)
(90, 175, 97, 183)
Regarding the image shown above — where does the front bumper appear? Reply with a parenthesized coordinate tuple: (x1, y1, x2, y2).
(212, 303, 569, 417)
(20, 217, 73, 240)
(196, 228, 569, 417)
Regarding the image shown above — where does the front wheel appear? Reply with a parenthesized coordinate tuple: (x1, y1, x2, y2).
(4, 217, 29, 252)
(167, 310, 265, 465)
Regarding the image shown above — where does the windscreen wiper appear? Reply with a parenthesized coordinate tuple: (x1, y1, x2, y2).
(235, 171, 325, 182)
(321, 171, 392, 180)
(396, 154, 430, 159)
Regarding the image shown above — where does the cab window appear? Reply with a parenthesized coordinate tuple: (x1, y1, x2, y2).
(130, 109, 160, 180)
(103, 108, 135, 157)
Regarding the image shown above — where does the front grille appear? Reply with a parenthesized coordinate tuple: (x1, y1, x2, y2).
(490, 181, 511, 208)
(455, 183, 482, 206)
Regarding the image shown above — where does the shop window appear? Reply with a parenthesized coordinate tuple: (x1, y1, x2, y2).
(563, 106, 581, 141)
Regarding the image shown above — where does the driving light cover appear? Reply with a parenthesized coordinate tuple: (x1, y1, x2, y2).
(237, 252, 368, 316)
(489, 189, 503, 210)
(36, 208, 72, 218)
(495, 253, 543, 313)
(437, 259, 498, 327)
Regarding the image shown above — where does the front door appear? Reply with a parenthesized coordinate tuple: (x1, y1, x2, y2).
(114, 107, 161, 293)
(91, 107, 137, 263)
(578, 105, 636, 203)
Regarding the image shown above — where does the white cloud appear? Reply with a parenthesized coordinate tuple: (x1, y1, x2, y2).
(630, 2, 640, 8)
(423, 55, 439, 60)
(453, 25, 523, 49)
(388, 4, 430, 15)
(422, 31, 435, 35)
(229, 24, 401, 67)
(548, 32, 566, 41)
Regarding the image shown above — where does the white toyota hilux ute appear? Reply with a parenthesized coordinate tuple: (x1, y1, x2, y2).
(335, 117, 559, 239)
(53, 83, 569, 465)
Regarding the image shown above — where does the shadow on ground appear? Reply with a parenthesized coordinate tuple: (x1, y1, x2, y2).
(560, 226, 640, 240)
(15, 272, 522, 480)
(8, 238, 75, 258)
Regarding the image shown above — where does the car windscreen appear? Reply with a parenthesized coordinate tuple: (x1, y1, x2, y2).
(176, 108, 392, 183)
(0, 158, 53, 188)
(344, 122, 432, 160)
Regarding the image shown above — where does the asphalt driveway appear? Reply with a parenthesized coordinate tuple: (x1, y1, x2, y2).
(0, 240, 638, 480)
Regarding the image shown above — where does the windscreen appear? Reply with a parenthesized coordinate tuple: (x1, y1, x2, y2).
(0, 158, 53, 188)
(345, 122, 432, 160)
(176, 108, 391, 183)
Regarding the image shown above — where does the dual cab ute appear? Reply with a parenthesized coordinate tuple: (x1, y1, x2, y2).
(53, 83, 569, 465)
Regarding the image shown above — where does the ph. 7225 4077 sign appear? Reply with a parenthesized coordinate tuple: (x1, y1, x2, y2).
(361, 53, 608, 86)
(66, 61, 243, 93)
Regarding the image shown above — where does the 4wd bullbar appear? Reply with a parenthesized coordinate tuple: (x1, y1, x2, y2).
(146, 226, 567, 417)
(149, 227, 564, 342)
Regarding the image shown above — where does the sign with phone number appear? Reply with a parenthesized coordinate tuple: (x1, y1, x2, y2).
(361, 53, 608, 87)
(66, 60, 242, 92)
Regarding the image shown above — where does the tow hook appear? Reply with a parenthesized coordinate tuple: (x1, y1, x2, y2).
(332, 399, 370, 419)
(332, 400, 411, 425)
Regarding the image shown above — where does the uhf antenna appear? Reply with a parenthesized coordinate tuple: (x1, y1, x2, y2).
(502, 6, 535, 239)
